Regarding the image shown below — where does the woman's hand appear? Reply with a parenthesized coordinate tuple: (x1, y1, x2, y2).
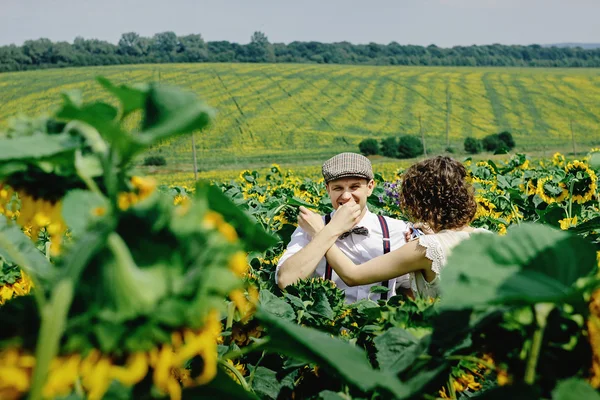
(298, 206, 325, 238)
(329, 200, 362, 235)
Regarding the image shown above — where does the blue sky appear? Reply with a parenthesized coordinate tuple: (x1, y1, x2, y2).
(0, 0, 598, 47)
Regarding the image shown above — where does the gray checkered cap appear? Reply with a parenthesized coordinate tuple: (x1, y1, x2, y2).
(322, 152, 374, 183)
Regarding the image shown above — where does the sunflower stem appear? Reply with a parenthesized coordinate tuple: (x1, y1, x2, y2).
(417, 354, 496, 371)
(75, 150, 104, 197)
(567, 180, 575, 220)
(524, 303, 553, 385)
(226, 301, 236, 329)
(44, 240, 51, 261)
(218, 358, 251, 392)
(448, 377, 457, 399)
(74, 377, 84, 396)
(103, 148, 119, 211)
(247, 351, 266, 386)
(29, 279, 74, 400)
(222, 338, 270, 361)
(446, 355, 496, 370)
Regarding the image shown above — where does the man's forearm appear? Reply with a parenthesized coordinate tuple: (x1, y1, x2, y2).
(277, 226, 340, 289)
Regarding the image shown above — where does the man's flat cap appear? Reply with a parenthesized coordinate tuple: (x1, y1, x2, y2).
(322, 152, 374, 183)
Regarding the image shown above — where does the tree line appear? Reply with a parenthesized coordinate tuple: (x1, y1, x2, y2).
(1, 31, 600, 73)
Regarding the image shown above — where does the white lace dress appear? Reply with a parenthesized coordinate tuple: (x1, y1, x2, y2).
(410, 228, 490, 298)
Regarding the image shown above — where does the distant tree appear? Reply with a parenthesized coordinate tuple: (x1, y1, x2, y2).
(397, 135, 424, 159)
(358, 138, 379, 156)
(208, 41, 236, 62)
(152, 32, 178, 60)
(464, 137, 483, 154)
(22, 38, 53, 65)
(498, 131, 516, 150)
(49, 41, 74, 64)
(482, 134, 500, 152)
(118, 32, 143, 56)
(494, 144, 509, 154)
(3, 32, 600, 72)
(248, 31, 274, 62)
(0, 45, 28, 71)
(177, 34, 208, 62)
(137, 37, 152, 57)
(251, 31, 270, 47)
(380, 137, 399, 158)
(143, 155, 167, 166)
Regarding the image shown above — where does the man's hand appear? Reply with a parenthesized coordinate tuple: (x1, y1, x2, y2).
(413, 222, 434, 234)
(329, 200, 361, 235)
(298, 206, 325, 238)
(404, 222, 435, 242)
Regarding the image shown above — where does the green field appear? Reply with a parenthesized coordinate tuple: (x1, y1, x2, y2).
(1, 63, 599, 172)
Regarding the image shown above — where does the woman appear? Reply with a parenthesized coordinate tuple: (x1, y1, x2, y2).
(298, 156, 489, 298)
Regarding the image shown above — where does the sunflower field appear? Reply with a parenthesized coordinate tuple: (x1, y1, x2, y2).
(1, 78, 600, 400)
(2, 64, 600, 170)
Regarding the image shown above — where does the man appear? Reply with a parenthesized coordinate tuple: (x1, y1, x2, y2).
(276, 152, 411, 303)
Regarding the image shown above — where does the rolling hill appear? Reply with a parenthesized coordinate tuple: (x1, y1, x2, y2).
(1, 63, 599, 171)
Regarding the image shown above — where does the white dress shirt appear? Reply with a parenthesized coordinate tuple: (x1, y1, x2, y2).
(276, 208, 410, 303)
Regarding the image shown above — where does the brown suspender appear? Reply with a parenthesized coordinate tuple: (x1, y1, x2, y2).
(324, 214, 333, 280)
(376, 215, 391, 300)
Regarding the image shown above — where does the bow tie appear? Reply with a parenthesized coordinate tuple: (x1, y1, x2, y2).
(338, 226, 369, 240)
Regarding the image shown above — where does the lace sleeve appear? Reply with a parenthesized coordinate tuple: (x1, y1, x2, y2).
(417, 235, 446, 276)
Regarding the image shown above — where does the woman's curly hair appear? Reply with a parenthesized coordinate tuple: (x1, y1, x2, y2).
(398, 156, 477, 232)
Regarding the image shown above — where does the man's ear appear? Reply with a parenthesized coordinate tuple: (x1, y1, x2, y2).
(366, 179, 375, 196)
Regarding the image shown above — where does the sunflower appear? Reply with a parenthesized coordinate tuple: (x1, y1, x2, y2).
(272, 212, 293, 229)
(118, 176, 157, 211)
(552, 152, 566, 168)
(0, 270, 33, 305)
(506, 205, 523, 223)
(585, 148, 600, 163)
(559, 216, 578, 230)
(225, 360, 247, 384)
(14, 191, 67, 256)
(526, 179, 538, 196)
(474, 196, 502, 220)
(565, 161, 598, 204)
(536, 177, 568, 204)
(0, 312, 221, 400)
(238, 170, 254, 183)
(504, 154, 530, 171)
(229, 251, 249, 277)
(269, 164, 282, 175)
(202, 211, 238, 243)
(173, 194, 189, 206)
(472, 161, 496, 182)
(0, 183, 17, 218)
(454, 372, 482, 391)
(497, 224, 507, 236)
(588, 288, 600, 388)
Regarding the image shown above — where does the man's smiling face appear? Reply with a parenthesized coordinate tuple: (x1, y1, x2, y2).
(326, 177, 375, 212)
